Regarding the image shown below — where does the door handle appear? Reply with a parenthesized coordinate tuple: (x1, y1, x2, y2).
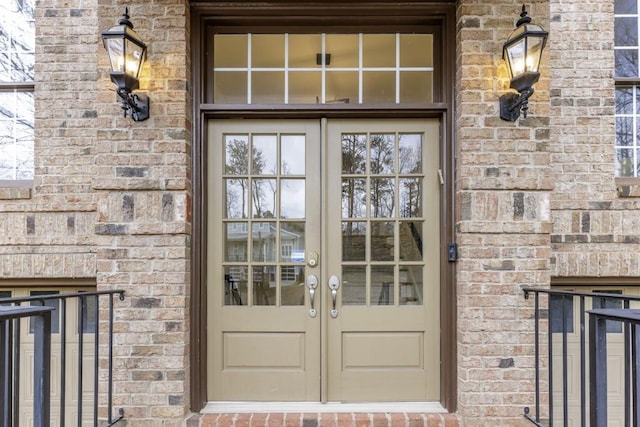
(306, 274, 318, 318)
(328, 275, 340, 318)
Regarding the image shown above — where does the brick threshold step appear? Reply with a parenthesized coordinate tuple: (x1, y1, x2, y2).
(190, 412, 460, 427)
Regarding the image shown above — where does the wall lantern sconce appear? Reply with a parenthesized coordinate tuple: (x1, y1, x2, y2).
(101, 8, 149, 121)
(499, 5, 548, 121)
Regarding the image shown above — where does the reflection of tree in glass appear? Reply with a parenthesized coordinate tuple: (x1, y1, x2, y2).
(399, 139, 421, 217)
(223, 137, 270, 217)
(615, 88, 637, 177)
(341, 134, 366, 220)
(615, 49, 638, 78)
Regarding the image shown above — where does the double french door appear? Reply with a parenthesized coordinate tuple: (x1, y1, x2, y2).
(207, 119, 440, 402)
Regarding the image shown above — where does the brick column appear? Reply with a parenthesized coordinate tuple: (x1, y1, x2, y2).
(456, 2, 552, 425)
(95, 2, 192, 425)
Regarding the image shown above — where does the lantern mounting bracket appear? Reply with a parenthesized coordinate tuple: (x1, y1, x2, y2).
(117, 88, 149, 122)
(500, 88, 533, 122)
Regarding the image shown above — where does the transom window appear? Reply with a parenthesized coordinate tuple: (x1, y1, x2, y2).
(615, 0, 640, 176)
(212, 33, 434, 105)
(0, 0, 35, 182)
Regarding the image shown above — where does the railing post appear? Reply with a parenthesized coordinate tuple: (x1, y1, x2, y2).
(32, 309, 52, 427)
(634, 324, 640, 426)
(0, 319, 8, 427)
(589, 312, 608, 427)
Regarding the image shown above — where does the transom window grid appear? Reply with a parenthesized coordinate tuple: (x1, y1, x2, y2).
(340, 131, 425, 307)
(212, 33, 434, 105)
(0, 0, 35, 182)
(615, 0, 640, 177)
(222, 132, 306, 307)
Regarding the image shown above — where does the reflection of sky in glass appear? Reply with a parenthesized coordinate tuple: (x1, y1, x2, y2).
(281, 179, 305, 218)
(0, 91, 34, 179)
(399, 134, 422, 173)
(281, 135, 305, 174)
(253, 135, 277, 175)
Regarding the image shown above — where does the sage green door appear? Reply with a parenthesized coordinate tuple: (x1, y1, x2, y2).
(207, 119, 440, 402)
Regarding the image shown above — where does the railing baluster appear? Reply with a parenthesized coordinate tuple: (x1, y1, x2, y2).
(32, 309, 51, 427)
(93, 294, 99, 427)
(562, 295, 569, 427)
(534, 291, 540, 423)
(60, 299, 66, 427)
(548, 292, 554, 427)
(13, 307, 20, 427)
(633, 323, 639, 427)
(77, 294, 85, 427)
(0, 319, 8, 427)
(579, 296, 586, 427)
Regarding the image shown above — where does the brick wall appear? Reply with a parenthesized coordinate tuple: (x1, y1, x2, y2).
(0, 0, 192, 426)
(456, 1, 552, 425)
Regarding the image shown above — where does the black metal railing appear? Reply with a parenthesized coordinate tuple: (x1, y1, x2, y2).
(588, 308, 640, 427)
(0, 290, 125, 427)
(523, 287, 640, 427)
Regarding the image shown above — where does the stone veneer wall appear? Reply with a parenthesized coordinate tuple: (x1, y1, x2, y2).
(0, 1, 192, 426)
(456, 1, 552, 426)
(548, 0, 640, 276)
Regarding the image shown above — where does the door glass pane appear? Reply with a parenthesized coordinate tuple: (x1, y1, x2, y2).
(281, 179, 305, 218)
(253, 135, 277, 175)
(225, 135, 250, 174)
(399, 266, 423, 305)
(281, 222, 305, 262)
(224, 268, 246, 305)
(370, 178, 395, 217)
(225, 179, 248, 218)
(281, 266, 305, 306)
(342, 221, 366, 261)
(343, 265, 366, 305)
(225, 222, 248, 262)
(372, 266, 394, 305)
(221, 127, 310, 308)
(252, 179, 276, 218)
(252, 222, 276, 262)
(253, 266, 275, 306)
(400, 178, 422, 217)
(342, 134, 367, 174)
(281, 135, 305, 174)
(337, 126, 427, 308)
(370, 134, 395, 174)
(342, 178, 366, 218)
(399, 221, 422, 261)
(399, 133, 422, 173)
(371, 221, 394, 261)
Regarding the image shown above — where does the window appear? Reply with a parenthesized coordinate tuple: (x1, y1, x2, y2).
(211, 33, 434, 105)
(0, 0, 35, 183)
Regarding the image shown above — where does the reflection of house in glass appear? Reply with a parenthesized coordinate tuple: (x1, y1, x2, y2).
(224, 222, 306, 305)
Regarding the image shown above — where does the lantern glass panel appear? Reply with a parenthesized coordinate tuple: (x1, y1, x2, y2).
(505, 39, 526, 78)
(124, 38, 144, 78)
(525, 36, 545, 73)
(105, 37, 125, 73)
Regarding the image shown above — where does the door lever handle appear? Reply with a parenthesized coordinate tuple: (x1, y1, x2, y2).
(306, 274, 318, 318)
(328, 275, 340, 318)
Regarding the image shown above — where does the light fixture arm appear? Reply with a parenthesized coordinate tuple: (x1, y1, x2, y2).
(499, 87, 534, 122)
(117, 88, 149, 122)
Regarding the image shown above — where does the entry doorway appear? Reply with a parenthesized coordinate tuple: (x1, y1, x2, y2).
(206, 119, 441, 402)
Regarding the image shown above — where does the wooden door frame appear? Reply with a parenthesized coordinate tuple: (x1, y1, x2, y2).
(189, 0, 457, 412)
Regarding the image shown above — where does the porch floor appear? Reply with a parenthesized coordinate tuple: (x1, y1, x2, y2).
(188, 413, 461, 427)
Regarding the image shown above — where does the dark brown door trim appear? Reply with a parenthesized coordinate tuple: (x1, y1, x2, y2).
(189, 0, 457, 412)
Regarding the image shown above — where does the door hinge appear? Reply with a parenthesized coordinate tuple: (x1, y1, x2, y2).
(447, 242, 458, 262)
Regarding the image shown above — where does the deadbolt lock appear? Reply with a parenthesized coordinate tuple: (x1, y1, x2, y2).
(308, 251, 319, 268)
